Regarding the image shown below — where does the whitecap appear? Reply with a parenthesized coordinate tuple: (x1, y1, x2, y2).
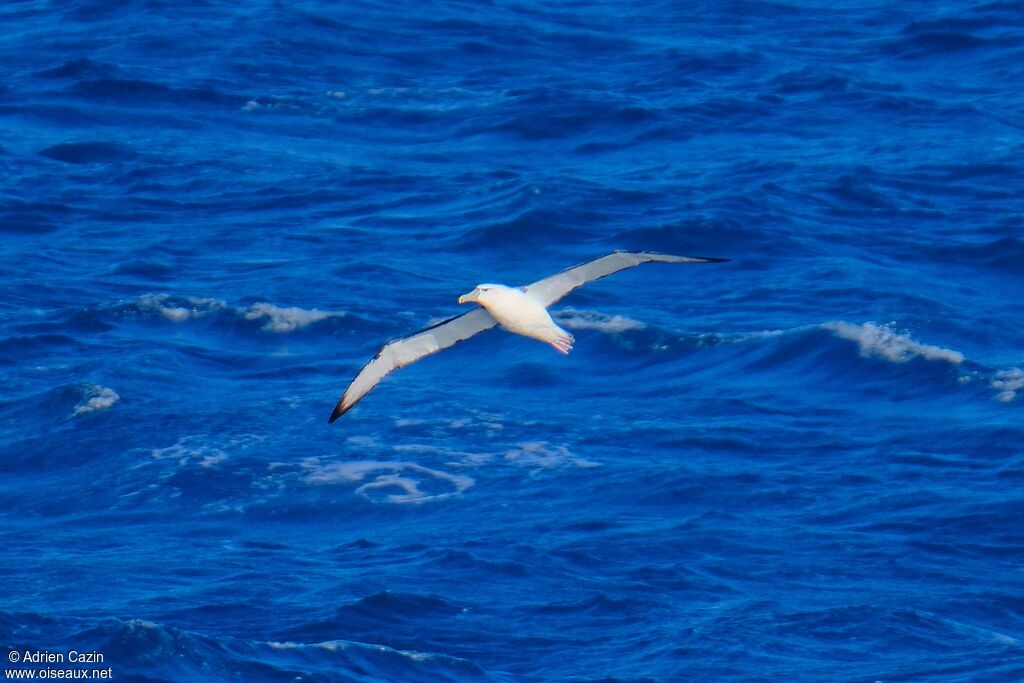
(243, 302, 342, 332)
(136, 294, 226, 322)
(554, 307, 645, 333)
(269, 639, 434, 662)
(821, 321, 964, 364)
(74, 385, 119, 415)
(992, 368, 1024, 403)
(132, 294, 343, 332)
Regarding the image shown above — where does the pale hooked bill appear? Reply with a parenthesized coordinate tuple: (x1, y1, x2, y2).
(329, 250, 728, 422)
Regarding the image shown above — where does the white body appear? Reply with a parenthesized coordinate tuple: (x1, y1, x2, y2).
(462, 284, 574, 354)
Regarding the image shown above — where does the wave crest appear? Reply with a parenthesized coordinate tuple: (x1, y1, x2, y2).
(554, 307, 645, 333)
(821, 321, 964, 364)
(243, 302, 341, 333)
(74, 385, 119, 415)
(136, 294, 226, 322)
(992, 368, 1024, 403)
(131, 295, 345, 332)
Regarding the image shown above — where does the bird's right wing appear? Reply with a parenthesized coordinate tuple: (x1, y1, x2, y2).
(523, 250, 728, 307)
(329, 307, 498, 422)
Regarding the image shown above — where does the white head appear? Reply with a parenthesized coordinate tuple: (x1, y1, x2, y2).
(458, 283, 504, 306)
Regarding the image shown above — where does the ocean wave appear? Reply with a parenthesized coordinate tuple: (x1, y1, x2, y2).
(37, 57, 117, 80)
(460, 87, 658, 141)
(151, 439, 227, 469)
(268, 638, 456, 666)
(885, 28, 1001, 59)
(38, 140, 136, 164)
(459, 208, 591, 249)
(291, 434, 594, 503)
(925, 236, 1024, 274)
(554, 307, 645, 333)
(334, 590, 466, 621)
(531, 593, 639, 616)
(821, 321, 964, 364)
(149, 434, 264, 469)
(242, 302, 341, 333)
(992, 368, 1024, 403)
(135, 294, 227, 322)
(71, 77, 243, 108)
(129, 294, 347, 332)
(73, 384, 119, 415)
(0, 200, 66, 234)
(505, 441, 600, 471)
(301, 458, 474, 504)
(694, 329, 786, 348)
(611, 219, 796, 258)
(75, 616, 494, 683)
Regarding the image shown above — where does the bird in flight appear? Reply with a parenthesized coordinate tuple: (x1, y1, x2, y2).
(329, 250, 728, 422)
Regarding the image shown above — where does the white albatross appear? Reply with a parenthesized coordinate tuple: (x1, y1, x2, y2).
(329, 250, 728, 422)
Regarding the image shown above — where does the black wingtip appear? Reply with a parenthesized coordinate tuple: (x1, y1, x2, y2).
(627, 250, 731, 263)
(328, 403, 347, 424)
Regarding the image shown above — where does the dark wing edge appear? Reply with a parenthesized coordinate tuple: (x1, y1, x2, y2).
(328, 307, 498, 423)
(523, 250, 729, 307)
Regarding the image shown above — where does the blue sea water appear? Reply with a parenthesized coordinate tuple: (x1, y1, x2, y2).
(2, 0, 1023, 680)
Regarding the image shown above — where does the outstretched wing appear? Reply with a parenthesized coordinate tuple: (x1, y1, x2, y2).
(523, 250, 728, 307)
(328, 307, 498, 422)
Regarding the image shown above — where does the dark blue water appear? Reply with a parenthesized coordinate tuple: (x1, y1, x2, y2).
(2, 1, 1023, 681)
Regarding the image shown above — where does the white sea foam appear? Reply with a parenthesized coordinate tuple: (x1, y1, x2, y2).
(345, 434, 381, 449)
(696, 329, 785, 345)
(133, 294, 343, 332)
(302, 458, 474, 504)
(270, 639, 433, 662)
(992, 368, 1024, 403)
(392, 443, 495, 466)
(396, 412, 504, 437)
(554, 307, 645, 333)
(243, 302, 342, 332)
(505, 441, 600, 470)
(74, 385, 119, 415)
(151, 438, 227, 468)
(136, 294, 226, 322)
(822, 321, 964, 364)
(124, 619, 159, 630)
(150, 434, 263, 468)
(270, 640, 350, 652)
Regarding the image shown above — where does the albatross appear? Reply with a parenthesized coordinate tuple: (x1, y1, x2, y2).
(329, 250, 728, 422)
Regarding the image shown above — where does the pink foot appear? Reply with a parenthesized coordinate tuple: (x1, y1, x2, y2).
(548, 338, 573, 354)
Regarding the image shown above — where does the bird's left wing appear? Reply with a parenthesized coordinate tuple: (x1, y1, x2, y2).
(329, 307, 498, 422)
(523, 250, 728, 307)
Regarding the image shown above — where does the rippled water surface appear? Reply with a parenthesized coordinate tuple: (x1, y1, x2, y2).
(2, 1, 1023, 681)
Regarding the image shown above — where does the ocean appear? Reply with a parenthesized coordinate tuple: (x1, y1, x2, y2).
(1, 1, 1023, 681)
